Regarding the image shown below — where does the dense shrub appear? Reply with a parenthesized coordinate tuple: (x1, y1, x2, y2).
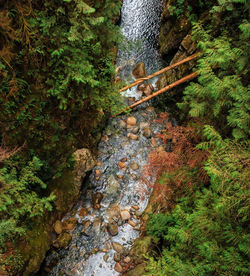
(146, 128, 250, 275)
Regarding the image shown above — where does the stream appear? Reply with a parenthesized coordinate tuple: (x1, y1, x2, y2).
(43, 0, 164, 275)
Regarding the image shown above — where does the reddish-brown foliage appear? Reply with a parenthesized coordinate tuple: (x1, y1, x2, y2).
(143, 112, 209, 210)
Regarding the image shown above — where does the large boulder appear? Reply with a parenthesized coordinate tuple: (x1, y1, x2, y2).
(52, 148, 95, 213)
(132, 62, 146, 79)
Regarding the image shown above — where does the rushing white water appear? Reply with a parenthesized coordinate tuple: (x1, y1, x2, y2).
(117, 0, 163, 77)
(43, 1, 164, 275)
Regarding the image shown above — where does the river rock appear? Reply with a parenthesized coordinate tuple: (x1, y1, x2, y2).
(103, 254, 109, 262)
(95, 169, 102, 177)
(128, 133, 138, 140)
(142, 127, 152, 138)
(132, 205, 139, 210)
(132, 62, 146, 79)
(137, 83, 147, 91)
(131, 173, 137, 180)
(126, 116, 137, 126)
(106, 204, 120, 222)
(114, 253, 121, 262)
(56, 232, 72, 248)
(120, 120, 127, 128)
(143, 83, 154, 96)
(62, 218, 78, 231)
(139, 122, 150, 129)
(112, 242, 124, 253)
(82, 220, 91, 229)
(93, 218, 102, 233)
(54, 220, 63, 235)
(114, 262, 123, 273)
(128, 220, 137, 227)
(96, 161, 102, 166)
(131, 126, 139, 134)
(92, 192, 103, 209)
(120, 210, 131, 221)
(79, 207, 88, 217)
(124, 256, 131, 263)
(130, 161, 139, 171)
(107, 223, 119, 236)
(106, 175, 120, 195)
(73, 148, 95, 197)
(118, 161, 126, 169)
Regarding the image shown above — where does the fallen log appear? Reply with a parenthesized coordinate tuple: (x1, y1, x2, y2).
(113, 72, 198, 117)
(119, 53, 199, 92)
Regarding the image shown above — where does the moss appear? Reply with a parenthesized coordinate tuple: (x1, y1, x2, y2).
(126, 263, 147, 276)
(50, 169, 77, 214)
(18, 215, 53, 275)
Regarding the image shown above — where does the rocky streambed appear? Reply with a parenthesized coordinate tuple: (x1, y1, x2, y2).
(41, 0, 165, 274)
(42, 95, 167, 275)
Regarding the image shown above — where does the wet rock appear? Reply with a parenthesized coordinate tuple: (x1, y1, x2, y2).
(131, 173, 137, 180)
(62, 218, 78, 231)
(142, 128, 152, 138)
(95, 169, 102, 177)
(82, 220, 91, 229)
(92, 192, 103, 209)
(132, 205, 139, 210)
(72, 148, 95, 197)
(128, 133, 139, 140)
(124, 256, 131, 263)
(135, 211, 143, 217)
(103, 254, 109, 262)
(112, 242, 124, 254)
(132, 62, 146, 79)
(93, 218, 102, 233)
(143, 83, 154, 96)
(114, 262, 123, 273)
(128, 220, 137, 227)
(131, 126, 139, 134)
(96, 161, 102, 166)
(107, 223, 119, 236)
(79, 207, 88, 218)
(134, 225, 141, 231)
(101, 135, 109, 142)
(120, 120, 127, 128)
(126, 116, 137, 126)
(116, 174, 124, 179)
(118, 161, 127, 169)
(130, 161, 139, 171)
(137, 83, 147, 91)
(121, 157, 127, 162)
(106, 204, 120, 222)
(106, 175, 120, 195)
(54, 220, 63, 235)
(56, 232, 72, 248)
(120, 210, 131, 221)
(139, 122, 150, 129)
(114, 253, 121, 262)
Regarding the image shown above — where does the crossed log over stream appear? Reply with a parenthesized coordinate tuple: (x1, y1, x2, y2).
(113, 53, 199, 117)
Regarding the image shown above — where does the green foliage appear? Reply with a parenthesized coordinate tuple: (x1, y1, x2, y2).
(0, 157, 55, 248)
(0, 0, 122, 167)
(145, 128, 250, 276)
(178, 0, 250, 140)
